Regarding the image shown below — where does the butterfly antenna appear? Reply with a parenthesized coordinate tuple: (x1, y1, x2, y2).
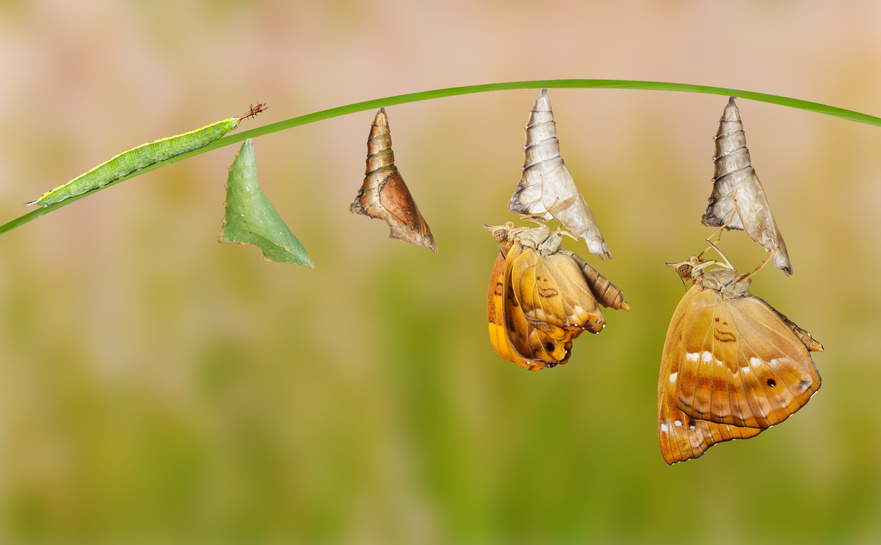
(701, 240, 734, 269)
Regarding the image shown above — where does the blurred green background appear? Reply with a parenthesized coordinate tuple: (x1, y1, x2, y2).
(0, 0, 879, 543)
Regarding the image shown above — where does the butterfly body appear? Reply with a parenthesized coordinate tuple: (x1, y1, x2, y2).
(486, 223, 628, 371)
(658, 259, 822, 464)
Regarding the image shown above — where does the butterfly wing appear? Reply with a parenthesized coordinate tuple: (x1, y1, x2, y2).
(658, 285, 762, 465)
(676, 293, 821, 428)
(486, 247, 576, 371)
(511, 247, 605, 333)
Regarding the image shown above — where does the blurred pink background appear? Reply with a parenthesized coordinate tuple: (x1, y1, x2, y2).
(0, 1, 879, 542)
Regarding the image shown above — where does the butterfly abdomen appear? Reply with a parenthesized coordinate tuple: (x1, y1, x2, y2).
(770, 306, 825, 353)
(568, 252, 630, 311)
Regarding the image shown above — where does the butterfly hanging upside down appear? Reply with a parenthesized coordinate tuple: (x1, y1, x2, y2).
(657, 255, 823, 464)
(485, 222, 629, 371)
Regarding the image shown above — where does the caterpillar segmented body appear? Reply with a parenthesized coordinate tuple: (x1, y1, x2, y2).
(28, 103, 266, 207)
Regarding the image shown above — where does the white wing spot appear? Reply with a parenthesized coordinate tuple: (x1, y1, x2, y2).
(686, 352, 699, 362)
(702, 351, 713, 363)
(750, 357, 763, 368)
(689, 423, 696, 430)
(674, 420, 682, 427)
(660, 423, 668, 432)
(669, 372, 678, 383)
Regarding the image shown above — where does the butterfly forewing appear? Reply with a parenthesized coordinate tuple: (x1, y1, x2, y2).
(657, 295, 762, 464)
(511, 246, 604, 332)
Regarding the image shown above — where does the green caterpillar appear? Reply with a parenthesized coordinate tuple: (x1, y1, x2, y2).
(28, 103, 267, 207)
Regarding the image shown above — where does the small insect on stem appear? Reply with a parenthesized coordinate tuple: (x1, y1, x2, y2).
(27, 102, 267, 207)
(239, 103, 267, 121)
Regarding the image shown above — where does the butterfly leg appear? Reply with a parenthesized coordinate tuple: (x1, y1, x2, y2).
(518, 197, 561, 226)
(697, 207, 739, 261)
(739, 248, 776, 283)
(702, 240, 734, 269)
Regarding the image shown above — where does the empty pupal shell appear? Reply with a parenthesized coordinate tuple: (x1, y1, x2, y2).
(702, 97, 791, 274)
(507, 89, 611, 260)
(350, 108, 437, 253)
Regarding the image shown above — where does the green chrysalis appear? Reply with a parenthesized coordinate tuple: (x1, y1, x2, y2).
(219, 138, 313, 267)
(28, 103, 267, 207)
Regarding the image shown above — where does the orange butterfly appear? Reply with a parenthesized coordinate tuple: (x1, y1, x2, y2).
(350, 108, 437, 253)
(658, 256, 823, 464)
(486, 223, 628, 371)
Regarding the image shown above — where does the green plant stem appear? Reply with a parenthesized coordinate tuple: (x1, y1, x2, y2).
(4, 79, 879, 236)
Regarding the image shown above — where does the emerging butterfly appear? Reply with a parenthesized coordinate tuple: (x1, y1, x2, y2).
(507, 89, 611, 260)
(702, 97, 792, 274)
(350, 108, 437, 253)
(657, 255, 823, 464)
(486, 222, 628, 371)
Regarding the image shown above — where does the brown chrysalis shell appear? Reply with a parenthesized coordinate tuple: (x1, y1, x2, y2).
(657, 257, 822, 464)
(507, 89, 611, 260)
(485, 222, 628, 371)
(702, 97, 791, 274)
(350, 108, 437, 253)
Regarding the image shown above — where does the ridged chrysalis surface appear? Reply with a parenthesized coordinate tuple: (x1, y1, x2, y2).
(219, 139, 313, 267)
(702, 97, 792, 274)
(508, 89, 611, 260)
(350, 108, 437, 253)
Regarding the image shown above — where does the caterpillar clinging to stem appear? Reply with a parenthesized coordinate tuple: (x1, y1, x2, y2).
(27, 103, 267, 207)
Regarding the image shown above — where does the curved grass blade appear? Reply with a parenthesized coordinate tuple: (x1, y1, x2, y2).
(219, 139, 313, 267)
(3, 80, 880, 236)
